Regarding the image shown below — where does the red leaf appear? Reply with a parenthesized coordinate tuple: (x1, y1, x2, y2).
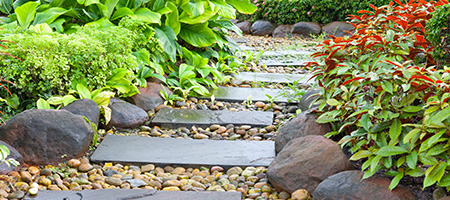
(357, 10, 374, 14)
(410, 75, 435, 84)
(343, 77, 365, 85)
(369, 4, 377, 10)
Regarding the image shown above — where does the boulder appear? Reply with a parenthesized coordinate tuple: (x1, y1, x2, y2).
(275, 110, 331, 153)
(322, 21, 355, 37)
(268, 135, 353, 194)
(251, 20, 275, 36)
(0, 109, 93, 165)
(130, 82, 171, 112)
(106, 98, 149, 130)
(313, 170, 416, 200)
(236, 21, 252, 34)
(298, 88, 320, 111)
(61, 99, 100, 126)
(291, 22, 321, 37)
(273, 25, 292, 38)
(0, 141, 23, 174)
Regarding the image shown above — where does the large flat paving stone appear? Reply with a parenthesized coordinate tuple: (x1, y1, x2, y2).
(262, 50, 312, 57)
(151, 107, 273, 128)
(233, 72, 314, 85)
(238, 45, 255, 51)
(90, 135, 275, 167)
(259, 59, 307, 67)
(199, 87, 296, 103)
(24, 189, 241, 200)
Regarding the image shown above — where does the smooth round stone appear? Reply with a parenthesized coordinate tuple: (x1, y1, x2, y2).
(207, 185, 224, 191)
(141, 164, 155, 173)
(91, 183, 103, 189)
(147, 181, 162, 189)
(78, 163, 93, 172)
(217, 127, 227, 134)
(129, 165, 141, 172)
(227, 167, 243, 176)
(104, 170, 118, 177)
(181, 184, 193, 191)
(236, 176, 246, 183)
(224, 184, 237, 191)
(8, 191, 24, 199)
(194, 133, 209, 139)
(105, 177, 122, 186)
(229, 174, 239, 181)
(210, 124, 221, 131)
(48, 185, 61, 191)
(14, 182, 29, 191)
(211, 166, 224, 172)
(291, 189, 311, 200)
(28, 166, 40, 175)
(70, 182, 80, 189)
(279, 191, 290, 199)
(163, 180, 182, 187)
(254, 182, 266, 188)
(71, 186, 83, 191)
(40, 168, 52, 176)
(261, 185, 272, 193)
(67, 159, 81, 168)
(229, 134, 241, 140)
(38, 177, 52, 186)
(240, 125, 252, 130)
(20, 171, 32, 183)
(218, 178, 230, 186)
(171, 167, 186, 175)
(247, 193, 261, 198)
(192, 181, 206, 189)
(191, 175, 203, 182)
(71, 178, 90, 185)
(247, 176, 259, 182)
(249, 188, 261, 194)
(242, 167, 256, 177)
(120, 183, 131, 189)
(121, 175, 133, 180)
(163, 186, 180, 191)
(236, 130, 246, 136)
(245, 181, 255, 187)
(255, 102, 266, 108)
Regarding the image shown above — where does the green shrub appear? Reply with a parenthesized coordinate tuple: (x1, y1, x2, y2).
(308, 0, 450, 190)
(0, 24, 151, 99)
(238, 0, 392, 25)
(426, 3, 450, 67)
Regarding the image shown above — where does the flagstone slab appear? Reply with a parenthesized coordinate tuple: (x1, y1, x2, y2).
(151, 107, 273, 129)
(24, 189, 241, 200)
(90, 135, 275, 168)
(199, 87, 296, 103)
(232, 72, 314, 86)
(238, 45, 256, 51)
(262, 50, 312, 57)
(232, 38, 248, 43)
(259, 59, 308, 67)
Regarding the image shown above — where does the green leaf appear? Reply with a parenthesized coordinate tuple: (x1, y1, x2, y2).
(419, 152, 438, 165)
(92, 91, 114, 107)
(181, 1, 204, 18)
(360, 113, 372, 131)
(381, 81, 393, 94)
(226, 0, 256, 14)
(406, 167, 424, 177)
(76, 83, 92, 99)
(165, 2, 180, 35)
(29, 23, 53, 33)
(15, 1, 40, 27)
(36, 98, 51, 109)
(62, 95, 77, 106)
(424, 162, 447, 189)
(0, 0, 13, 14)
(134, 7, 161, 24)
(350, 150, 373, 161)
(402, 106, 422, 113)
(179, 7, 216, 24)
(389, 119, 402, 141)
(86, 17, 114, 28)
(111, 7, 133, 20)
(104, 0, 119, 19)
(33, 7, 67, 25)
(389, 172, 404, 190)
(438, 174, 450, 187)
(154, 26, 177, 62)
(316, 110, 342, 123)
(326, 99, 341, 107)
(403, 128, 420, 144)
(426, 144, 449, 157)
(429, 106, 450, 125)
(376, 146, 407, 157)
(406, 150, 418, 169)
(179, 23, 216, 47)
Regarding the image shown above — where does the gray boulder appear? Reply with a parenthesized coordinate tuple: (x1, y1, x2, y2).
(291, 22, 321, 37)
(62, 99, 100, 126)
(106, 98, 149, 130)
(251, 20, 275, 36)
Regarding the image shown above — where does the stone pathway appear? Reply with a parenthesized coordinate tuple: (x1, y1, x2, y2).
(151, 107, 273, 128)
(232, 72, 314, 86)
(259, 59, 307, 67)
(24, 189, 241, 200)
(199, 87, 297, 103)
(91, 135, 275, 168)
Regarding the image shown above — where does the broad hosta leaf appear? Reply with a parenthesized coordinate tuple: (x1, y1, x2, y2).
(36, 98, 51, 109)
(154, 26, 177, 62)
(0, 0, 13, 14)
(179, 8, 216, 24)
(76, 83, 92, 99)
(165, 2, 180, 35)
(86, 17, 114, 28)
(376, 146, 407, 157)
(226, 0, 256, 14)
(111, 7, 133, 20)
(179, 23, 215, 47)
(424, 162, 446, 188)
(134, 8, 161, 24)
(389, 119, 402, 141)
(33, 7, 67, 25)
(181, 1, 204, 18)
(15, 1, 40, 27)
(104, 0, 119, 19)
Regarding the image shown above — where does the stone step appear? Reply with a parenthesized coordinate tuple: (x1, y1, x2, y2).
(232, 72, 314, 86)
(262, 50, 312, 57)
(238, 45, 256, 51)
(259, 59, 308, 67)
(232, 38, 248, 43)
(24, 189, 241, 200)
(151, 107, 273, 129)
(199, 87, 297, 103)
(90, 135, 275, 168)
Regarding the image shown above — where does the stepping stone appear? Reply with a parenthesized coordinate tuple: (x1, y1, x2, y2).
(232, 72, 314, 86)
(199, 87, 297, 103)
(151, 107, 273, 129)
(24, 189, 241, 200)
(232, 38, 248, 43)
(238, 45, 256, 51)
(259, 59, 308, 67)
(90, 135, 275, 168)
(262, 50, 312, 57)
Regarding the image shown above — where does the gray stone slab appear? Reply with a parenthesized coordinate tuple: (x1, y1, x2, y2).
(233, 72, 315, 86)
(232, 38, 248, 43)
(238, 45, 256, 51)
(151, 107, 273, 128)
(262, 50, 312, 57)
(199, 87, 296, 103)
(259, 59, 308, 67)
(24, 189, 241, 200)
(90, 135, 275, 167)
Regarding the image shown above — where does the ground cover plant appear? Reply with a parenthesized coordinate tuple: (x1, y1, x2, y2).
(307, 0, 450, 190)
(426, 3, 450, 67)
(237, 0, 392, 25)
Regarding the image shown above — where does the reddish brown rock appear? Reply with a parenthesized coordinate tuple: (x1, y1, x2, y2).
(130, 82, 172, 112)
(272, 25, 292, 38)
(275, 110, 331, 153)
(322, 21, 355, 37)
(0, 109, 93, 165)
(291, 22, 322, 37)
(268, 135, 353, 194)
(313, 170, 416, 200)
(106, 98, 149, 130)
(236, 21, 252, 34)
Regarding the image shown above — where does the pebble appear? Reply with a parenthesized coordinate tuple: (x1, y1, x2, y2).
(67, 159, 81, 168)
(28, 166, 40, 175)
(291, 189, 311, 200)
(254, 102, 266, 108)
(19, 171, 32, 183)
(194, 133, 209, 139)
(105, 177, 122, 186)
(78, 158, 93, 172)
(40, 168, 52, 176)
(7, 191, 24, 199)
